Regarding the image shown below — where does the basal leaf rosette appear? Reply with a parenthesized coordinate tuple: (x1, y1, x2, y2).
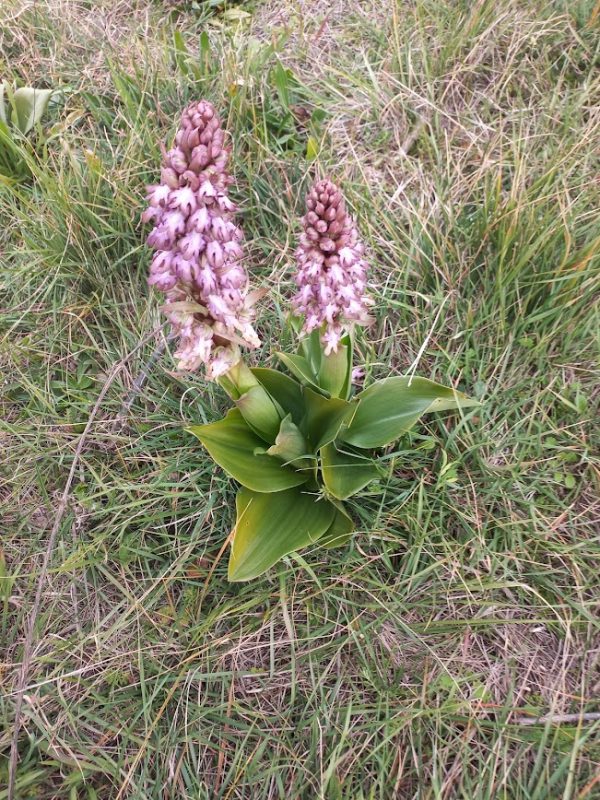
(187, 361, 359, 581)
(187, 354, 479, 581)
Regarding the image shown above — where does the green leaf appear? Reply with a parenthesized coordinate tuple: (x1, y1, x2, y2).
(216, 371, 239, 399)
(187, 408, 306, 493)
(289, 315, 304, 336)
(341, 376, 480, 449)
(0, 546, 16, 602)
(306, 135, 319, 161)
(11, 87, 55, 134)
(222, 7, 252, 22)
(318, 344, 349, 398)
(266, 414, 310, 466)
(276, 352, 322, 393)
(297, 328, 353, 398)
(199, 31, 211, 73)
(299, 327, 323, 375)
(319, 502, 354, 549)
(340, 331, 355, 399)
(302, 387, 356, 451)
(235, 385, 282, 443)
(320, 442, 379, 499)
(0, 82, 7, 125)
(173, 30, 190, 75)
(251, 367, 305, 424)
(272, 62, 292, 110)
(228, 487, 336, 581)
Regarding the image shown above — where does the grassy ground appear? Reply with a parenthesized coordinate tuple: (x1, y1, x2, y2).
(1, 0, 599, 797)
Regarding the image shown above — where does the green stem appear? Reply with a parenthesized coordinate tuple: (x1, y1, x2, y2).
(218, 358, 260, 400)
(219, 359, 283, 443)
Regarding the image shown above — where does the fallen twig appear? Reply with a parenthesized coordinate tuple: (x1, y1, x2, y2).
(115, 329, 172, 428)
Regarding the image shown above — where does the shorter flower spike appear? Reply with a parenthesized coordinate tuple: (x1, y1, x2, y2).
(292, 178, 373, 354)
(143, 100, 260, 379)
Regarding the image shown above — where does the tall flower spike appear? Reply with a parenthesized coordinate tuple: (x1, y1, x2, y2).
(143, 100, 260, 379)
(292, 178, 372, 354)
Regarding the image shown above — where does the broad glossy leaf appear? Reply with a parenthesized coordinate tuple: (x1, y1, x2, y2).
(341, 376, 480, 448)
(187, 408, 306, 492)
(319, 502, 354, 549)
(266, 414, 310, 466)
(302, 387, 356, 450)
(11, 87, 54, 134)
(276, 352, 323, 393)
(228, 486, 336, 581)
(320, 442, 379, 499)
(318, 344, 349, 398)
(251, 367, 305, 424)
(236, 385, 282, 443)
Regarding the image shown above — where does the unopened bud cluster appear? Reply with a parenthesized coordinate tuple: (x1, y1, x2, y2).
(292, 179, 372, 354)
(143, 100, 260, 378)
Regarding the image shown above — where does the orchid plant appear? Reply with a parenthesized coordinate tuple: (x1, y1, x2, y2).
(144, 100, 479, 581)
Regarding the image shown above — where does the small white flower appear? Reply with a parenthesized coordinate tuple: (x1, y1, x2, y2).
(170, 186, 197, 215)
(322, 326, 342, 355)
(148, 184, 171, 207)
(179, 231, 205, 260)
(196, 261, 218, 293)
(174, 256, 194, 283)
(211, 216, 232, 242)
(198, 180, 216, 200)
(206, 346, 240, 379)
(338, 246, 355, 267)
(141, 206, 160, 224)
(189, 205, 210, 232)
(162, 211, 186, 237)
(206, 241, 224, 268)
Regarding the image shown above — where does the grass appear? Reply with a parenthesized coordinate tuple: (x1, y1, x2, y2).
(1, 0, 599, 797)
